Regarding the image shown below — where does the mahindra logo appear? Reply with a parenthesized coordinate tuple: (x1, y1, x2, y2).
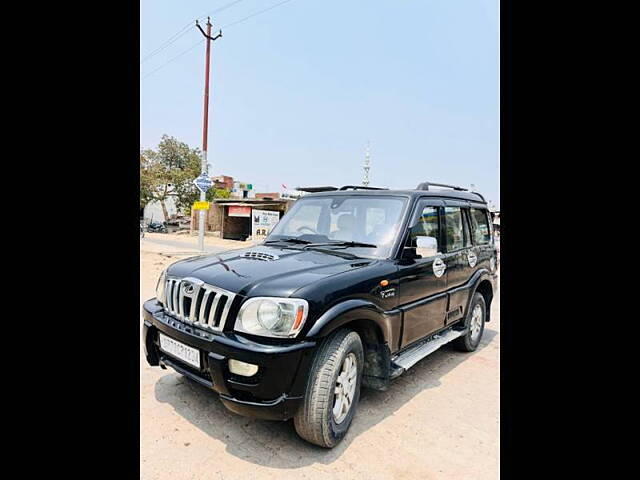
(182, 283, 195, 295)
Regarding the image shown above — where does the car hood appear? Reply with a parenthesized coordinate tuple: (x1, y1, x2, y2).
(166, 245, 376, 298)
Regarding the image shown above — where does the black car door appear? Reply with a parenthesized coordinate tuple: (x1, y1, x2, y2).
(396, 199, 448, 349)
(442, 204, 474, 323)
(468, 206, 494, 273)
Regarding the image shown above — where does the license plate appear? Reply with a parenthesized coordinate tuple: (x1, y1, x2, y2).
(158, 333, 201, 369)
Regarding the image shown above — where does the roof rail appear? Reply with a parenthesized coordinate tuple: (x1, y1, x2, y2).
(416, 181, 486, 203)
(338, 185, 388, 191)
(471, 191, 486, 202)
(296, 186, 338, 193)
(416, 181, 468, 191)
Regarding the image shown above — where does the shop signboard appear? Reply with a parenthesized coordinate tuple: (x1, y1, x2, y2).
(252, 209, 280, 237)
(228, 206, 251, 217)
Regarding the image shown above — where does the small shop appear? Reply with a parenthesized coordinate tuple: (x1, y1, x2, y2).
(191, 198, 294, 241)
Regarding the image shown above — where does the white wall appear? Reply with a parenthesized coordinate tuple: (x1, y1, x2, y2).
(143, 197, 177, 222)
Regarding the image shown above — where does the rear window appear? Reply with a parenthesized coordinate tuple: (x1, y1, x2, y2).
(469, 208, 491, 245)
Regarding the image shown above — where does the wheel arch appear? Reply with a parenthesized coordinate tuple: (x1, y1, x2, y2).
(305, 299, 394, 344)
(304, 299, 396, 391)
(471, 278, 494, 322)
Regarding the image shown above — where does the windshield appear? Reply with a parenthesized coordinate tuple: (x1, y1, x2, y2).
(266, 195, 408, 258)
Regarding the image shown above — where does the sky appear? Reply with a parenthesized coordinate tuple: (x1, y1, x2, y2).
(140, 0, 500, 208)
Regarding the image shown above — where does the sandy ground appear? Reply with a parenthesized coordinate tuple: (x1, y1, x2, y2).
(145, 231, 261, 248)
(140, 241, 500, 480)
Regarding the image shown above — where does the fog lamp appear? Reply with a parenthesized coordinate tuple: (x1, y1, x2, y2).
(228, 359, 259, 377)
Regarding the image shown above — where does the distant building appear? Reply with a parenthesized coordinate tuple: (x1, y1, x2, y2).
(255, 192, 281, 200)
(143, 197, 177, 222)
(212, 175, 234, 191)
(230, 181, 255, 199)
(282, 189, 305, 200)
(490, 211, 500, 236)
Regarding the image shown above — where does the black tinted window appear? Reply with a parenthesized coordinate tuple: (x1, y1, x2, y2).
(444, 207, 464, 251)
(470, 208, 491, 245)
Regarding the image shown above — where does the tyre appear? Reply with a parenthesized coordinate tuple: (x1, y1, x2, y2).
(294, 329, 363, 448)
(453, 292, 486, 352)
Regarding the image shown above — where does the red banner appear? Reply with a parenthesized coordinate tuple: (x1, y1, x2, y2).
(228, 206, 251, 217)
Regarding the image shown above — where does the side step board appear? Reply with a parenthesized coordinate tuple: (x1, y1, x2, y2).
(391, 328, 464, 375)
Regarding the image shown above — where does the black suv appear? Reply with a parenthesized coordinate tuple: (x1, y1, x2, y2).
(142, 182, 498, 448)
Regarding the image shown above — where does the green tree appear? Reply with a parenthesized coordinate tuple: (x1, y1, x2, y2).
(140, 153, 155, 210)
(140, 135, 202, 220)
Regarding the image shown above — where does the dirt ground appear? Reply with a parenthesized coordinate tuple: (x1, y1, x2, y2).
(147, 231, 261, 247)
(140, 241, 500, 480)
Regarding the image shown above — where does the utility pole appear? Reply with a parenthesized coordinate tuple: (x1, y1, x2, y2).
(196, 18, 222, 252)
(362, 141, 371, 187)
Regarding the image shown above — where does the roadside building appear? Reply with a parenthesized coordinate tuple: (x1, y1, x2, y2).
(190, 197, 296, 241)
(142, 197, 178, 223)
(490, 210, 500, 236)
(230, 181, 255, 199)
(212, 175, 234, 191)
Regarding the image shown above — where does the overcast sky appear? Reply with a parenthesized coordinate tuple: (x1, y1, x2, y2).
(141, 0, 499, 207)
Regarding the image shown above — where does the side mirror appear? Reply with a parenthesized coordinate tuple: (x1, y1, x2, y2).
(416, 236, 438, 258)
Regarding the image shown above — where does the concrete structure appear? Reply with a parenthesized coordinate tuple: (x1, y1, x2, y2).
(212, 175, 234, 191)
(143, 197, 177, 223)
(230, 181, 255, 199)
(491, 211, 500, 235)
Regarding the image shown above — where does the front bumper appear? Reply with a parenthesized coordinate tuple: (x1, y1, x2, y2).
(142, 299, 317, 421)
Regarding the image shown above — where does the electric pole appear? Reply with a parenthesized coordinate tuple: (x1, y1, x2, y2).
(196, 18, 222, 252)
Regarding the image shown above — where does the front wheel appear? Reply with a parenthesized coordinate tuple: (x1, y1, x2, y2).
(294, 329, 363, 448)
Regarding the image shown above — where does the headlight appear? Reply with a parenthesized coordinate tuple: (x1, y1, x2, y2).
(235, 297, 309, 338)
(156, 269, 167, 305)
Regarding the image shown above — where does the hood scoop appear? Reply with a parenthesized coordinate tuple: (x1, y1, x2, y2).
(240, 250, 280, 261)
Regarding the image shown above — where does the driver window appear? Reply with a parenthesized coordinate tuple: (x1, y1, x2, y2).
(409, 206, 440, 257)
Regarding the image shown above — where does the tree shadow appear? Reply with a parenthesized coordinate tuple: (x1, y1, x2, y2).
(153, 328, 498, 468)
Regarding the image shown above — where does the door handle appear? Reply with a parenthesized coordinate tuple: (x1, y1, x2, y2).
(433, 257, 446, 278)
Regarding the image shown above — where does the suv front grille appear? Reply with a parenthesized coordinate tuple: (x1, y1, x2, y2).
(163, 276, 236, 331)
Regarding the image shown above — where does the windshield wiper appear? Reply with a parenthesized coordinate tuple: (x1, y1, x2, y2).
(301, 247, 360, 259)
(264, 237, 311, 245)
(302, 241, 377, 250)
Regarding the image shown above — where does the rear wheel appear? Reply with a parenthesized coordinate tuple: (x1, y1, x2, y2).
(453, 292, 486, 352)
(294, 329, 363, 448)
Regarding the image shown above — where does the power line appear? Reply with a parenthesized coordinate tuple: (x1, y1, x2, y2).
(140, 0, 246, 65)
(196, 0, 247, 23)
(141, 0, 300, 81)
(140, 24, 194, 64)
(141, 39, 204, 80)
(221, 0, 295, 29)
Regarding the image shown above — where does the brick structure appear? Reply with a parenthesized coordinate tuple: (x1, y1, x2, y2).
(255, 192, 281, 200)
(212, 175, 234, 191)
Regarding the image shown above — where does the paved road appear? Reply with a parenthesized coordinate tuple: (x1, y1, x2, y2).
(141, 235, 229, 254)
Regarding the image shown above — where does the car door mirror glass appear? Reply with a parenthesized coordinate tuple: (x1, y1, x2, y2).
(416, 236, 438, 258)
